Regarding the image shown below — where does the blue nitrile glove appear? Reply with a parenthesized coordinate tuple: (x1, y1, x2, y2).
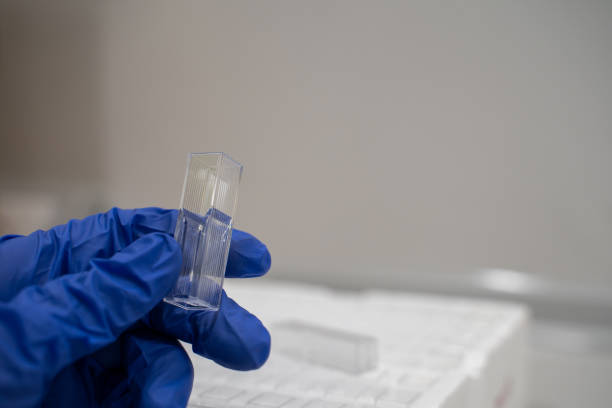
(0, 207, 272, 408)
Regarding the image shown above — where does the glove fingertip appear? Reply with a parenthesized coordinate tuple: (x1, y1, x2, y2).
(192, 293, 271, 371)
(227, 230, 272, 278)
(260, 247, 272, 275)
(248, 323, 271, 370)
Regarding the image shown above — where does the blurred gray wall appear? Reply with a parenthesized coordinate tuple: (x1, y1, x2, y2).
(2, 1, 611, 290)
(0, 0, 104, 188)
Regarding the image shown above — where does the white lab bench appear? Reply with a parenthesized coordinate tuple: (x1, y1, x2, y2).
(188, 280, 529, 408)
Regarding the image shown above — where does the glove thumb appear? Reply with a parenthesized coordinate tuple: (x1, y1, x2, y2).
(0, 232, 181, 406)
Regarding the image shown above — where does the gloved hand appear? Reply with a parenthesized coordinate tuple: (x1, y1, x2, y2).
(0, 207, 271, 407)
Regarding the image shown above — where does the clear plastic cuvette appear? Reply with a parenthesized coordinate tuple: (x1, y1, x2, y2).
(164, 152, 243, 310)
(272, 320, 378, 374)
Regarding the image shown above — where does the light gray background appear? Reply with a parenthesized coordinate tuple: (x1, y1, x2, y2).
(3, 1, 610, 288)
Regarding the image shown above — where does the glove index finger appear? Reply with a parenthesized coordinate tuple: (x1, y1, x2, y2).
(225, 229, 271, 278)
(0, 207, 178, 300)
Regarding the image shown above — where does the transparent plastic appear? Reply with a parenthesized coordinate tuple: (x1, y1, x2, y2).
(164, 152, 243, 310)
(272, 320, 378, 374)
